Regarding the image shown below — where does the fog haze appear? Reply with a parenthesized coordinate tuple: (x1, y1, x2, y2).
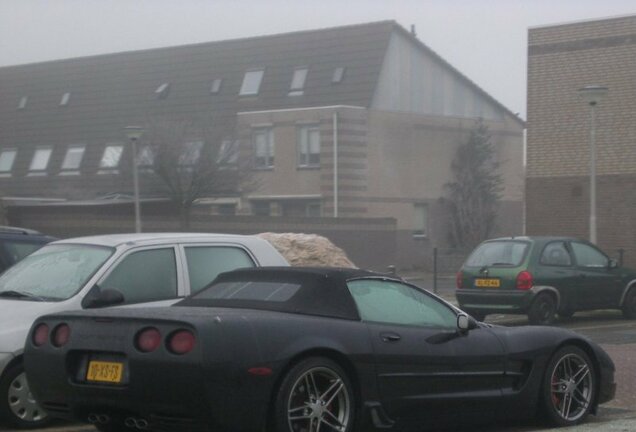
(2, 0, 635, 118)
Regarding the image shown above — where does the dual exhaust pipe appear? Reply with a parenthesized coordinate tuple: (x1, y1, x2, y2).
(87, 413, 149, 430)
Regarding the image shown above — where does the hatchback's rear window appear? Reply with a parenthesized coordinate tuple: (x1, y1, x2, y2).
(465, 241, 528, 267)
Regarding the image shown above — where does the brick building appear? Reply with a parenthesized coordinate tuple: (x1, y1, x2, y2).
(527, 15, 636, 266)
(0, 21, 524, 267)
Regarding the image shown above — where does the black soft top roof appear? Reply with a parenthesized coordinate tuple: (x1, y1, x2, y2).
(176, 267, 386, 320)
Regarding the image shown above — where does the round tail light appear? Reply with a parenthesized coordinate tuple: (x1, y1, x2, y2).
(167, 330, 195, 355)
(135, 327, 162, 353)
(52, 324, 71, 347)
(33, 323, 49, 347)
(516, 271, 534, 290)
(456, 271, 463, 289)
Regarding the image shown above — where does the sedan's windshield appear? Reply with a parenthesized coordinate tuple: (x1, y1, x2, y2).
(465, 241, 529, 267)
(0, 244, 114, 301)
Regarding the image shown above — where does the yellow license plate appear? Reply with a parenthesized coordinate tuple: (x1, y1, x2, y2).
(475, 278, 500, 288)
(86, 361, 123, 383)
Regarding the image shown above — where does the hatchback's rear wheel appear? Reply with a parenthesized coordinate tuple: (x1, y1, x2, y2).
(622, 288, 636, 319)
(0, 364, 50, 429)
(541, 346, 595, 426)
(528, 293, 556, 325)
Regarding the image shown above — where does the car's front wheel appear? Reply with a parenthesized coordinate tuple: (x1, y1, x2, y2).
(528, 293, 557, 325)
(540, 345, 596, 426)
(622, 288, 636, 319)
(273, 357, 355, 432)
(0, 364, 50, 429)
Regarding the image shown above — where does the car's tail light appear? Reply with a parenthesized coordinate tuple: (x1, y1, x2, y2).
(52, 323, 71, 347)
(33, 323, 49, 347)
(135, 327, 162, 353)
(167, 330, 195, 355)
(456, 271, 463, 289)
(516, 271, 533, 290)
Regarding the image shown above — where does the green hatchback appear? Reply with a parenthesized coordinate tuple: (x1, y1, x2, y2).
(455, 236, 636, 325)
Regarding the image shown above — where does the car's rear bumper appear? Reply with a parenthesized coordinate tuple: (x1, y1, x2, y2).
(456, 289, 534, 314)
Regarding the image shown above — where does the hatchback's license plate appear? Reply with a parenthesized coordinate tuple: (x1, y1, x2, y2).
(86, 361, 123, 383)
(475, 278, 500, 288)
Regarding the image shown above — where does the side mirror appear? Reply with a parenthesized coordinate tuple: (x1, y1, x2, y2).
(457, 313, 477, 333)
(608, 259, 619, 269)
(82, 285, 125, 308)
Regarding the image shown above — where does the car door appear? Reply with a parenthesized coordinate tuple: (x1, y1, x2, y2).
(347, 279, 506, 426)
(180, 244, 257, 295)
(535, 241, 577, 310)
(97, 246, 185, 305)
(569, 241, 623, 309)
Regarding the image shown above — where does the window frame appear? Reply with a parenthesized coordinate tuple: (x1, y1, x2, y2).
(60, 145, 86, 174)
(28, 146, 53, 174)
(570, 241, 609, 269)
(289, 67, 309, 96)
(297, 125, 321, 168)
(239, 69, 265, 96)
(210, 78, 223, 94)
(0, 149, 18, 175)
(60, 92, 71, 106)
(332, 67, 345, 84)
(252, 128, 274, 169)
(98, 143, 125, 172)
(539, 241, 573, 267)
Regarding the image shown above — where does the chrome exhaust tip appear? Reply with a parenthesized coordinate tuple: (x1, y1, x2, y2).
(87, 414, 98, 424)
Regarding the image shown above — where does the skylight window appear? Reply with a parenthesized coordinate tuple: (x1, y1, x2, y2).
(61, 145, 85, 171)
(0, 149, 17, 173)
(18, 96, 28, 110)
(99, 144, 124, 169)
(239, 70, 264, 96)
(60, 92, 71, 106)
(29, 147, 53, 172)
(210, 78, 223, 94)
(289, 68, 308, 96)
(332, 67, 345, 84)
(179, 141, 204, 166)
(155, 82, 170, 99)
(137, 145, 155, 167)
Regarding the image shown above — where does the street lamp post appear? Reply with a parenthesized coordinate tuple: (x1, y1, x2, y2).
(578, 85, 608, 245)
(124, 126, 144, 233)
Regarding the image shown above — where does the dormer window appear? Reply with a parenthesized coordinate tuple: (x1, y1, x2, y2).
(332, 67, 345, 84)
(210, 78, 223, 94)
(289, 68, 308, 96)
(60, 145, 85, 174)
(155, 82, 170, 99)
(98, 144, 124, 174)
(29, 147, 53, 175)
(60, 92, 71, 106)
(239, 70, 264, 96)
(18, 96, 28, 110)
(0, 149, 17, 175)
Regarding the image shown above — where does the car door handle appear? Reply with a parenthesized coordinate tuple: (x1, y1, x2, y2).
(380, 332, 401, 342)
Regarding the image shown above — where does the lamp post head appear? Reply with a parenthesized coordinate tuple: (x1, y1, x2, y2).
(578, 85, 608, 106)
(124, 126, 144, 141)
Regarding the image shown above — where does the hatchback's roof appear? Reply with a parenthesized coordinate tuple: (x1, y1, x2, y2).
(50, 232, 263, 248)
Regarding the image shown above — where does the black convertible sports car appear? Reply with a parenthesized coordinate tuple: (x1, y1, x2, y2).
(24, 267, 615, 432)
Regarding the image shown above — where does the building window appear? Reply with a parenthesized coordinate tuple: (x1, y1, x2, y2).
(18, 96, 28, 110)
(413, 203, 428, 237)
(99, 144, 124, 170)
(155, 82, 170, 99)
(60, 92, 71, 106)
(251, 201, 271, 216)
(253, 128, 274, 169)
(216, 204, 236, 215)
(332, 67, 345, 83)
(29, 147, 53, 173)
(289, 67, 308, 96)
(179, 141, 204, 166)
(239, 69, 264, 96)
(0, 149, 17, 174)
(217, 139, 239, 165)
(210, 78, 223, 94)
(297, 125, 320, 167)
(60, 145, 85, 173)
(306, 202, 322, 217)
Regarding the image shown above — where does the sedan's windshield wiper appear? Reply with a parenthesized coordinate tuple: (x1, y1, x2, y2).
(0, 290, 48, 301)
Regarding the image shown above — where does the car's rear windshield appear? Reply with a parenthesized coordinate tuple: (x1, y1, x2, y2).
(193, 281, 301, 302)
(465, 241, 529, 267)
(0, 244, 114, 301)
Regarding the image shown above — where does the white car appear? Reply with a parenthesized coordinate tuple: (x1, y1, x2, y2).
(0, 233, 288, 429)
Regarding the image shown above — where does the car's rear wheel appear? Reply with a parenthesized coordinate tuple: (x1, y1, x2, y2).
(622, 288, 636, 319)
(528, 293, 556, 325)
(0, 364, 50, 429)
(273, 357, 355, 432)
(540, 345, 596, 426)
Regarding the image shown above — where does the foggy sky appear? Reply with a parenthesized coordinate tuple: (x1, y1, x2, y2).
(1, 0, 635, 119)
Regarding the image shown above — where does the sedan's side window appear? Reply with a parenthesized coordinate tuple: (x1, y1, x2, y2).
(540, 242, 572, 267)
(571, 242, 608, 268)
(184, 246, 255, 294)
(347, 279, 456, 328)
(101, 248, 177, 304)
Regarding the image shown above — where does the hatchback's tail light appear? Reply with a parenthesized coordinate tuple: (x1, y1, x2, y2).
(135, 327, 162, 353)
(167, 330, 195, 355)
(52, 323, 71, 347)
(456, 271, 463, 289)
(33, 323, 49, 347)
(516, 271, 533, 290)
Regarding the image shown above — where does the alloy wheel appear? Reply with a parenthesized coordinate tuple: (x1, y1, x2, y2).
(549, 353, 593, 422)
(287, 366, 351, 432)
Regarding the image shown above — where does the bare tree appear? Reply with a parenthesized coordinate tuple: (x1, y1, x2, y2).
(142, 117, 256, 228)
(441, 119, 503, 249)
